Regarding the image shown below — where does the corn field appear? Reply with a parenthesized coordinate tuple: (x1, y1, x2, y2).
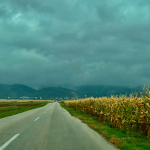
(63, 93, 150, 138)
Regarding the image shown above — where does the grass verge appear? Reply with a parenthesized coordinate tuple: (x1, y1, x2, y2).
(0, 102, 48, 119)
(60, 103, 150, 150)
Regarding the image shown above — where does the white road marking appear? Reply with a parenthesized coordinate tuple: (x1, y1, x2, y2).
(34, 117, 40, 121)
(0, 134, 20, 150)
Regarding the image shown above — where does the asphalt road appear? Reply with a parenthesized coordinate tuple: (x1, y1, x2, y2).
(0, 102, 119, 150)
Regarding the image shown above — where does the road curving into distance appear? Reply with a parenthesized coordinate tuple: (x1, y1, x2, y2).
(0, 102, 119, 150)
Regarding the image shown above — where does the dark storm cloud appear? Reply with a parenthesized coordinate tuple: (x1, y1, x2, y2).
(0, 0, 150, 88)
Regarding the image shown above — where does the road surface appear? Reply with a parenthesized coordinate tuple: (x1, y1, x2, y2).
(0, 102, 119, 150)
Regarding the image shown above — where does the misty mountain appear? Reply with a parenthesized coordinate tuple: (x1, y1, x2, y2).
(35, 87, 79, 99)
(0, 84, 142, 100)
(0, 84, 36, 98)
(0, 84, 79, 100)
(75, 85, 142, 98)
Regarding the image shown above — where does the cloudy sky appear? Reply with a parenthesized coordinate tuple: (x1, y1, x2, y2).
(0, 0, 150, 89)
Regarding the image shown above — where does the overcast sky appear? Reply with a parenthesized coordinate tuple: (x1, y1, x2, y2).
(0, 0, 150, 89)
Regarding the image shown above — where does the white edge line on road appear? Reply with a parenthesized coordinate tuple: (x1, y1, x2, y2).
(34, 117, 40, 121)
(0, 133, 20, 150)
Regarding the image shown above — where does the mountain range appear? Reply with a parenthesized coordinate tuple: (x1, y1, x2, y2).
(0, 84, 79, 100)
(0, 84, 142, 100)
(75, 85, 142, 97)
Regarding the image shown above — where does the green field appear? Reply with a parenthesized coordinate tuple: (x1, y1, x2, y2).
(0, 102, 48, 119)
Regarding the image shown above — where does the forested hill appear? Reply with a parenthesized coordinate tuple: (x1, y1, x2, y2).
(0, 84, 36, 98)
(0, 84, 79, 100)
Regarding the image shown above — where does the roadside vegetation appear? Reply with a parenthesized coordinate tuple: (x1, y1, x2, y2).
(0, 101, 48, 119)
(60, 91, 150, 150)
